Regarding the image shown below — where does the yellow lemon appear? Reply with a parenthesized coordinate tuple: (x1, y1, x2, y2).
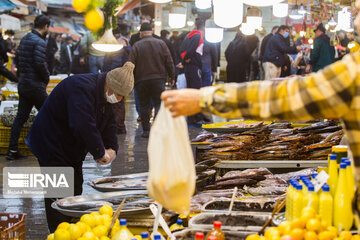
(318, 231, 336, 240)
(82, 231, 96, 240)
(339, 231, 352, 240)
(101, 215, 112, 224)
(327, 226, 338, 237)
(278, 221, 291, 235)
(265, 227, 280, 239)
(92, 214, 103, 226)
(246, 234, 262, 240)
(47, 233, 55, 240)
(76, 222, 90, 233)
(304, 231, 318, 240)
(352, 235, 360, 240)
(99, 237, 111, 240)
(68, 223, 82, 240)
(80, 214, 96, 228)
(92, 225, 108, 237)
(110, 226, 120, 238)
(302, 207, 316, 218)
(54, 229, 71, 240)
(57, 222, 70, 230)
(291, 219, 306, 230)
(290, 228, 305, 240)
(84, 9, 104, 32)
(99, 205, 113, 217)
(72, 0, 90, 13)
(90, 212, 100, 217)
(306, 219, 321, 233)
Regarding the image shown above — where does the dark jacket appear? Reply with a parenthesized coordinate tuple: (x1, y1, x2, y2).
(27, 73, 118, 166)
(202, 40, 218, 72)
(129, 35, 175, 83)
(263, 33, 298, 67)
(129, 32, 160, 46)
(60, 42, 73, 74)
(17, 29, 49, 89)
(103, 46, 131, 72)
(0, 33, 8, 64)
(259, 33, 273, 62)
(46, 36, 58, 74)
(180, 30, 204, 68)
(310, 34, 335, 72)
(161, 37, 176, 65)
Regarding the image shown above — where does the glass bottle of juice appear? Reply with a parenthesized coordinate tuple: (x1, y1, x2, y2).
(328, 154, 338, 196)
(285, 179, 295, 221)
(169, 219, 184, 232)
(343, 158, 355, 200)
(303, 183, 319, 212)
(141, 232, 149, 240)
(112, 219, 134, 240)
(319, 184, 333, 226)
(195, 232, 204, 240)
(334, 163, 353, 231)
(292, 184, 303, 219)
(332, 145, 348, 164)
(205, 221, 225, 240)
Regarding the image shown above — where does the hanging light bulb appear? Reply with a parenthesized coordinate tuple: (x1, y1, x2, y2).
(92, 29, 123, 52)
(298, 3, 307, 15)
(243, 0, 284, 7)
(213, 0, 243, 28)
(187, 20, 194, 27)
(168, 2, 187, 29)
(246, 7, 262, 30)
(195, 0, 212, 9)
(289, 5, 303, 20)
(308, 38, 313, 44)
(154, 19, 162, 27)
(240, 22, 255, 35)
(205, 19, 224, 43)
(148, 0, 171, 3)
(273, 3, 288, 18)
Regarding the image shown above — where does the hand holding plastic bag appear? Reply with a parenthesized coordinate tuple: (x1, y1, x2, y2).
(147, 102, 196, 215)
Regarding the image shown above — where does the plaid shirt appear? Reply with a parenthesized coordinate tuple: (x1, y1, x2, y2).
(199, 52, 360, 168)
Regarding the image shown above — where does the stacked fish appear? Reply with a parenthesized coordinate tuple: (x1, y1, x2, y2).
(194, 120, 343, 161)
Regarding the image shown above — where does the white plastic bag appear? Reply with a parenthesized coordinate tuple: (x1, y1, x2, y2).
(147, 102, 196, 215)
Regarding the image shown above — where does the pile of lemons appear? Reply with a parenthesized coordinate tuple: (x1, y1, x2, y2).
(72, 0, 104, 32)
(47, 205, 118, 240)
(246, 207, 360, 240)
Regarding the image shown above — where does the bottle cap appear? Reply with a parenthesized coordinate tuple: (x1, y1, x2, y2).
(307, 184, 315, 191)
(131, 239, 137, 240)
(213, 221, 222, 228)
(299, 175, 306, 180)
(345, 160, 351, 166)
(322, 184, 330, 192)
(311, 173, 318, 179)
(195, 232, 204, 239)
(329, 154, 337, 160)
(341, 157, 348, 162)
(208, 236, 217, 240)
(141, 232, 149, 239)
(154, 235, 161, 240)
(176, 218, 183, 225)
(332, 145, 348, 152)
(296, 184, 303, 190)
(340, 163, 347, 169)
(120, 219, 127, 226)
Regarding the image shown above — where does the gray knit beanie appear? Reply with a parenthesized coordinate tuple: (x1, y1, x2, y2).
(106, 61, 135, 96)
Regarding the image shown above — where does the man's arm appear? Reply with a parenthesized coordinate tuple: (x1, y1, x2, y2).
(162, 42, 175, 81)
(276, 38, 298, 55)
(181, 34, 201, 62)
(34, 41, 50, 84)
(101, 106, 119, 153)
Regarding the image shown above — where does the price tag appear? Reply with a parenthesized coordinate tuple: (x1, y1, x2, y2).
(313, 170, 329, 192)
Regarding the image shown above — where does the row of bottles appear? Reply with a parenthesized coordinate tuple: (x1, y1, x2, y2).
(193, 221, 225, 240)
(285, 155, 355, 231)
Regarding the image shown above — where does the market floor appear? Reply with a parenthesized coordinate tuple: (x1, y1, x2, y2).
(0, 97, 203, 239)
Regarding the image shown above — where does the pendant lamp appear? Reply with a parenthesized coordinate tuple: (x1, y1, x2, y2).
(205, 19, 224, 43)
(149, 0, 171, 3)
(246, 7, 262, 30)
(273, 3, 288, 18)
(92, 28, 123, 52)
(240, 22, 255, 35)
(338, 7, 352, 31)
(213, 0, 243, 28)
(289, 5, 303, 20)
(243, 0, 284, 7)
(195, 0, 212, 9)
(168, 2, 187, 29)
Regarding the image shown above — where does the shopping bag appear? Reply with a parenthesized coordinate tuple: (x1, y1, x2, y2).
(147, 102, 196, 215)
(176, 73, 187, 89)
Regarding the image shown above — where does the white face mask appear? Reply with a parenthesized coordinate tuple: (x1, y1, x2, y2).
(105, 91, 120, 104)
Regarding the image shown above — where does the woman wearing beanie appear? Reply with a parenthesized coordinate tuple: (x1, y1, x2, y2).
(25, 61, 134, 232)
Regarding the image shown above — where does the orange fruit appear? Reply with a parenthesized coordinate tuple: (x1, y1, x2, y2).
(339, 231, 352, 240)
(304, 231, 318, 240)
(246, 234, 262, 240)
(84, 9, 104, 32)
(290, 228, 305, 240)
(306, 219, 321, 232)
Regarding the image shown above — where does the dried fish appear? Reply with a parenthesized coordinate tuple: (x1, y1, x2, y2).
(209, 145, 244, 152)
(244, 186, 287, 196)
(297, 120, 337, 132)
(58, 201, 113, 211)
(221, 168, 272, 179)
(223, 121, 264, 128)
(196, 159, 220, 168)
(191, 132, 216, 142)
(195, 164, 208, 173)
(275, 168, 316, 182)
(312, 125, 343, 134)
(205, 178, 258, 190)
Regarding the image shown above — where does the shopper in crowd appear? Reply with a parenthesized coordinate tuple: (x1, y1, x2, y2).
(129, 15, 159, 46)
(71, 37, 89, 74)
(225, 32, 257, 83)
(27, 62, 134, 232)
(0, 30, 17, 83)
(103, 36, 131, 134)
(160, 29, 176, 64)
(53, 33, 62, 74)
(170, 30, 179, 44)
(259, 26, 279, 79)
(306, 23, 335, 73)
(46, 32, 58, 75)
(80, 31, 105, 74)
(60, 36, 73, 75)
(4, 30, 16, 53)
(180, 18, 207, 124)
(247, 34, 260, 81)
(61, 33, 66, 43)
(262, 25, 302, 80)
(129, 23, 175, 138)
(201, 40, 218, 87)
(173, 31, 189, 88)
(6, 15, 50, 160)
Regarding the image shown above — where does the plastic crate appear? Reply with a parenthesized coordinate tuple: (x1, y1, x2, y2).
(1, 91, 18, 101)
(0, 125, 29, 145)
(0, 213, 26, 240)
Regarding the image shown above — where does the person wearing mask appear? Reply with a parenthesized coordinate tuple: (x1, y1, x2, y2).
(180, 17, 205, 124)
(225, 32, 257, 83)
(129, 23, 175, 138)
(306, 23, 335, 73)
(60, 36, 73, 75)
(262, 25, 302, 80)
(6, 15, 50, 160)
(26, 62, 134, 232)
(103, 36, 132, 134)
(80, 31, 105, 74)
(259, 26, 279, 79)
(46, 32, 58, 75)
